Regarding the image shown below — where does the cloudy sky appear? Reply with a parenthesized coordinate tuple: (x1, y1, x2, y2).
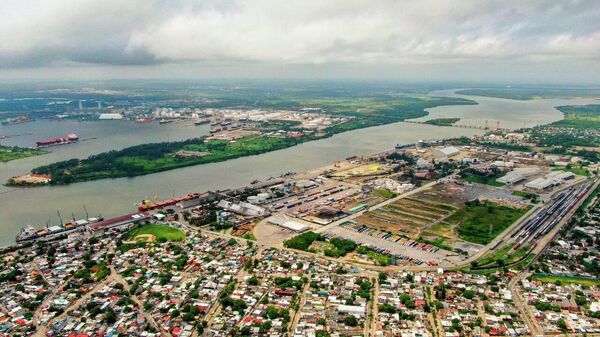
(1, 0, 599, 83)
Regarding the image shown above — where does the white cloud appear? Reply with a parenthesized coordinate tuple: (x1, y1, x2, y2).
(124, 0, 600, 64)
(0, 0, 598, 81)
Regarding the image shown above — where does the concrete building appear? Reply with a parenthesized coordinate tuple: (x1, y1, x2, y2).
(268, 215, 310, 232)
(98, 113, 123, 120)
(496, 168, 540, 185)
(433, 146, 460, 159)
(525, 178, 556, 191)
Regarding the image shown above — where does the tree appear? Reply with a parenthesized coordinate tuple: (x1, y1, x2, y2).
(344, 315, 358, 327)
(247, 275, 259, 286)
(267, 305, 279, 319)
(183, 312, 195, 322)
(557, 319, 568, 333)
(103, 309, 117, 324)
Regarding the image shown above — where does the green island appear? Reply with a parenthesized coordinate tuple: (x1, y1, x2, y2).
(12, 95, 476, 186)
(424, 118, 460, 126)
(0, 145, 46, 163)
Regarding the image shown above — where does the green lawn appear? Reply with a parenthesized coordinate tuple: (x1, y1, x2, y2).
(473, 244, 529, 268)
(127, 224, 186, 242)
(552, 166, 590, 177)
(462, 172, 506, 187)
(512, 190, 540, 203)
(447, 201, 529, 245)
(356, 246, 392, 266)
(531, 274, 600, 286)
(372, 189, 397, 199)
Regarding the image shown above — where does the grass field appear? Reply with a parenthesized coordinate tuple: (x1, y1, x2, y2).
(447, 201, 529, 245)
(128, 224, 186, 242)
(552, 166, 590, 177)
(371, 189, 396, 199)
(356, 246, 392, 266)
(472, 244, 529, 268)
(512, 190, 540, 203)
(531, 274, 600, 286)
(462, 172, 506, 187)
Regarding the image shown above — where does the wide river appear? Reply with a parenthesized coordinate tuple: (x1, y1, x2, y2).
(0, 90, 596, 245)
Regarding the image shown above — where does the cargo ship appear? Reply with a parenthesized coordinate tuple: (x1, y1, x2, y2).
(395, 143, 414, 149)
(15, 217, 102, 243)
(137, 192, 202, 211)
(1, 116, 32, 125)
(36, 133, 79, 148)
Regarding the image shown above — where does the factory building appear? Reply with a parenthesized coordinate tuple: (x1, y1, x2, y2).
(433, 146, 460, 159)
(98, 113, 123, 120)
(268, 215, 310, 232)
(217, 200, 269, 217)
(496, 168, 540, 185)
(524, 171, 576, 191)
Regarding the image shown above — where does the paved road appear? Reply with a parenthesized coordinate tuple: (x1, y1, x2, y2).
(508, 271, 542, 336)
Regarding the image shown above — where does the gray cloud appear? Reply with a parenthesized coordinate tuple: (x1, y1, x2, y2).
(0, 0, 599, 82)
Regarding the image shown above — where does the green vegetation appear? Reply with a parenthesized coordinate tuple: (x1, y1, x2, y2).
(456, 87, 600, 100)
(552, 165, 590, 177)
(447, 200, 529, 245)
(323, 238, 357, 258)
(241, 233, 256, 241)
(0, 145, 46, 163)
(127, 224, 186, 242)
(512, 190, 540, 203)
(460, 169, 506, 187)
(19, 95, 476, 185)
(556, 104, 600, 125)
(29, 136, 307, 185)
(470, 244, 530, 270)
(531, 105, 600, 151)
(371, 189, 397, 199)
(424, 118, 460, 126)
(283, 231, 322, 251)
(418, 237, 454, 252)
(356, 246, 392, 266)
(531, 274, 600, 286)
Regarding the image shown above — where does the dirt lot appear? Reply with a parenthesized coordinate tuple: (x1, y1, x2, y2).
(353, 185, 462, 239)
(253, 218, 320, 247)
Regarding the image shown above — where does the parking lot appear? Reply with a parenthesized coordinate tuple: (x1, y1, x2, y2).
(325, 223, 466, 266)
